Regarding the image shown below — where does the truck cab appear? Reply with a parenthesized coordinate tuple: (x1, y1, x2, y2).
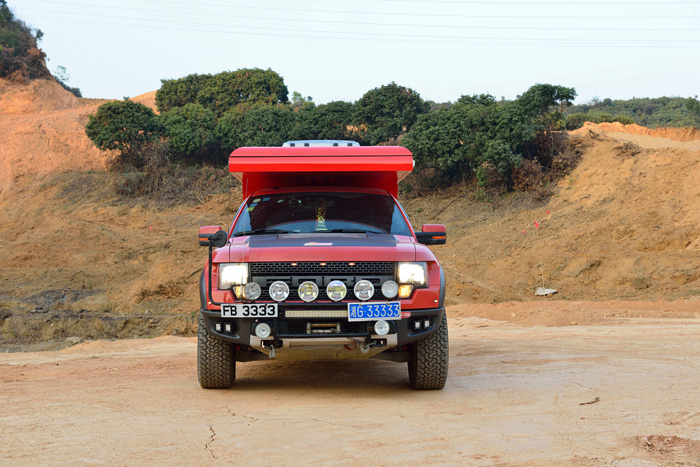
(198, 140, 448, 389)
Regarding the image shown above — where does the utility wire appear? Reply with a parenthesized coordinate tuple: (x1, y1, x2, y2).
(17, 5, 700, 32)
(21, 12, 700, 47)
(19, 0, 700, 20)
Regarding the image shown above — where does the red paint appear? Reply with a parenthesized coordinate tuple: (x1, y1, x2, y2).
(229, 146, 414, 198)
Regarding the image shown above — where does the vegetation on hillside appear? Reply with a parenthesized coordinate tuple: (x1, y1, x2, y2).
(87, 70, 582, 200)
(564, 96, 700, 129)
(0, 0, 50, 81)
(0, 1, 80, 96)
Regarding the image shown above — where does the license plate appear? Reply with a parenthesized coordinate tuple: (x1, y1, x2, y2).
(347, 302, 401, 321)
(221, 303, 278, 318)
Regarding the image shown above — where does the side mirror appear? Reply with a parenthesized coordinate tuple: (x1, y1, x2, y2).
(199, 226, 228, 248)
(415, 224, 447, 245)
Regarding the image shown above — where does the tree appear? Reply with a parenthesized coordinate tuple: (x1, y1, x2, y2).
(156, 68, 289, 117)
(0, 0, 51, 81)
(402, 87, 576, 187)
(289, 101, 355, 141)
(216, 104, 296, 153)
(353, 82, 429, 145)
(85, 99, 162, 164)
(156, 73, 212, 113)
(686, 96, 700, 126)
(160, 103, 218, 162)
(291, 91, 313, 109)
(197, 68, 289, 117)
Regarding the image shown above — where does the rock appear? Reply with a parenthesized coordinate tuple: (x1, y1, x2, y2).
(535, 287, 558, 296)
(632, 276, 651, 290)
(65, 336, 81, 344)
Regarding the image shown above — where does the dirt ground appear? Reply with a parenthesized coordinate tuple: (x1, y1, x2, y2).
(2, 310, 699, 466)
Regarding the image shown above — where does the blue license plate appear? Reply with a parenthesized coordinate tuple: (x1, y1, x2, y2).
(347, 302, 401, 321)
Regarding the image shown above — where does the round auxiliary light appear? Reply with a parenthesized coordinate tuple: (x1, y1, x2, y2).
(326, 280, 347, 302)
(298, 281, 319, 302)
(354, 280, 375, 301)
(374, 319, 391, 336)
(381, 280, 399, 299)
(243, 282, 261, 301)
(254, 322, 271, 339)
(269, 281, 290, 302)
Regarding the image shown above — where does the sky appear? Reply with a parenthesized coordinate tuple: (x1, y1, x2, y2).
(8, 0, 700, 105)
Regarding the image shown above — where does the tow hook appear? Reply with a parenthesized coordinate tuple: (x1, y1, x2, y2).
(264, 343, 276, 359)
(348, 338, 385, 354)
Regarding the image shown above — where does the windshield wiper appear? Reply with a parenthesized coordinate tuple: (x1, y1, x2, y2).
(233, 228, 293, 237)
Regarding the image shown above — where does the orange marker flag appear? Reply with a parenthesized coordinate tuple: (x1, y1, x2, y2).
(535, 220, 540, 229)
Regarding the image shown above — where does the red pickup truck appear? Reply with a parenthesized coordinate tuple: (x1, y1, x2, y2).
(198, 140, 448, 389)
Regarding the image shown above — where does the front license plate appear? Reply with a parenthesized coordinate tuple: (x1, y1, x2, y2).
(347, 302, 401, 322)
(220, 303, 278, 318)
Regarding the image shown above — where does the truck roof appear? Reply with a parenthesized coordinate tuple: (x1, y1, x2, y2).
(229, 145, 414, 198)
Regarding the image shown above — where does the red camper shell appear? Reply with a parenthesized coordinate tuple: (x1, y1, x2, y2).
(229, 145, 414, 198)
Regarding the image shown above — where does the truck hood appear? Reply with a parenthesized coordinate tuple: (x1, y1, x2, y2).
(216, 233, 419, 263)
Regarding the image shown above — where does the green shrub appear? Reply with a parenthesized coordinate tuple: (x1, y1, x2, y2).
(353, 82, 429, 145)
(160, 103, 217, 162)
(156, 68, 289, 116)
(85, 99, 163, 165)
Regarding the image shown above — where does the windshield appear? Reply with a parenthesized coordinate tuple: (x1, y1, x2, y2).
(232, 191, 412, 236)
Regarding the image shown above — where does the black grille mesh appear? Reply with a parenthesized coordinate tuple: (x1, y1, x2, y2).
(250, 262, 394, 276)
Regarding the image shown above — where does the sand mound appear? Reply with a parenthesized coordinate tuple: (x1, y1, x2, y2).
(0, 79, 115, 194)
(132, 90, 157, 112)
(0, 79, 82, 114)
(575, 122, 700, 142)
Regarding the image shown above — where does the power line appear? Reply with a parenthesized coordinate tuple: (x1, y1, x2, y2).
(20, 11, 700, 47)
(20, 0, 700, 20)
(17, 5, 700, 32)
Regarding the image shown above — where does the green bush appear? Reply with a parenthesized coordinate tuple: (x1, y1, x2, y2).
(0, 1, 51, 81)
(289, 101, 355, 141)
(216, 104, 295, 152)
(353, 82, 429, 145)
(85, 99, 162, 165)
(156, 68, 289, 117)
(402, 83, 576, 189)
(566, 96, 699, 128)
(160, 103, 218, 162)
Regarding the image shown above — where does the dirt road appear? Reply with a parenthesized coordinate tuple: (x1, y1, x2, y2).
(2, 315, 699, 466)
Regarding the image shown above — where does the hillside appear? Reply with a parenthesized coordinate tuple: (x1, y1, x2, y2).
(0, 80, 698, 346)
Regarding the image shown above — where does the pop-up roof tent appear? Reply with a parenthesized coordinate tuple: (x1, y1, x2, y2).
(229, 143, 414, 198)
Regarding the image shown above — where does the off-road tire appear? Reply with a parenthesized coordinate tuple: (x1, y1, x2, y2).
(197, 313, 235, 389)
(408, 310, 449, 390)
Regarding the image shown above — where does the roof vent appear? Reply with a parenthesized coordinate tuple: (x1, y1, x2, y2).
(282, 140, 359, 147)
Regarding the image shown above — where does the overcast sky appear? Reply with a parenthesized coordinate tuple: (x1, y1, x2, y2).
(9, 0, 700, 105)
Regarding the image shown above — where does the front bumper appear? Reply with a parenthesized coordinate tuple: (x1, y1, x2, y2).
(200, 305, 445, 349)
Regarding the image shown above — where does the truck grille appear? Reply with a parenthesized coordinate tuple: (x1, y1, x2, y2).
(249, 262, 395, 302)
(250, 262, 394, 276)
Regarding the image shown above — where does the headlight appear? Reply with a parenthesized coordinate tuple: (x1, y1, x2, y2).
(269, 281, 290, 302)
(398, 262, 427, 286)
(298, 281, 319, 302)
(243, 282, 261, 300)
(354, 280, 375, 301)
(218, 263, 248, 289)
(381, 280, 399, 299)
(326, 280, 347, 301)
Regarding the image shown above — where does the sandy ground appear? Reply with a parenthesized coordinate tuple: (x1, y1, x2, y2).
(2, 309, 699, 466)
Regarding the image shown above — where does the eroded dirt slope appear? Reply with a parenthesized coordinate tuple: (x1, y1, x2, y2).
(0, 79, 115, 194)
(0, 82, 698, 348)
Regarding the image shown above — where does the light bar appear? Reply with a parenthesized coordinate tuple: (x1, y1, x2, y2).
(284, 309, 349, 318)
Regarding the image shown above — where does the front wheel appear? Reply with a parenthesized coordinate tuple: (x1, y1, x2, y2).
(197, 313, 235, 389)
(408, 310, 449, 390)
